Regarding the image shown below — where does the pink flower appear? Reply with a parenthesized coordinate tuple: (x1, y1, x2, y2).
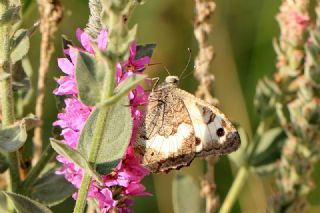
(54, 29, 151, 212)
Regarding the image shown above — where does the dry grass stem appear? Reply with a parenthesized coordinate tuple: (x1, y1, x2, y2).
(193, 0, 219, 212)
(32, 0, 63, 165)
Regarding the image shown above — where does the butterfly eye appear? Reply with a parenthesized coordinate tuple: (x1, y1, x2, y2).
(216, 128, 225, 137)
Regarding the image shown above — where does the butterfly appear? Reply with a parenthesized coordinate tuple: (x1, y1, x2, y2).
(134, 75, 241, 173)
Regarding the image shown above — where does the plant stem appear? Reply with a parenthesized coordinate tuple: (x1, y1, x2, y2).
(0, 0, 21, 194)
(21, 144, 55, 193)
(73, 59, 116, 213)
(219, 166, 249, 213)
(219, 122, 263, 213)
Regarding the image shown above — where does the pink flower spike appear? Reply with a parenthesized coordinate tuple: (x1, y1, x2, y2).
(54, 29, 152, 213)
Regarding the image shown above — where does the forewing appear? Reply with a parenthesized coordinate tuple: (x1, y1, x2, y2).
(135, 87, 196, 173)
(177, 89, 240, 156)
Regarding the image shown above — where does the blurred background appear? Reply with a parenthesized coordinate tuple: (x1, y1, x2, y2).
(18, 0, 320, 212)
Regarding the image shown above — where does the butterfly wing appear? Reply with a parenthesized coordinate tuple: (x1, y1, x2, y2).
(135, 87, 196, 173)
(176, 89, 241, 156)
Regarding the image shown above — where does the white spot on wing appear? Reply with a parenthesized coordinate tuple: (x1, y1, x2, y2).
(146, 123, 193, 155)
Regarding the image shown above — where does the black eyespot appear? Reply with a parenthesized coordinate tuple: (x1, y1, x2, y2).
(217, 128, 225, 137)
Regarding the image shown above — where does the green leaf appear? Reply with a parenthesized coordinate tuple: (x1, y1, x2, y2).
(0, 122, 27, 152)
(50, 139, 102, 184)
(228, 125, 250, 167)
(23, 114, 41, 131)
(3, 191, 52, 213)
(12, 60, 30, 92)
(0, 5, 21, 25)
(29, 169, 76, 207)
(172, 174, 204, 213)
(78, 95, 132, 175)
(97, 74, 145, 107)
(75, 51, 106, 106)
(250, 128, 286, 167)
(10, 29, 30, 64)
(136, 43, 156, 59)
(0, 151, 9, 173)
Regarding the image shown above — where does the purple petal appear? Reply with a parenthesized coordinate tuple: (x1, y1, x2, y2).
(76, 29, 94, 53)
(58, 58, 74, 75)
(75, 28, 83, 41)
(98, 30, 108, 50)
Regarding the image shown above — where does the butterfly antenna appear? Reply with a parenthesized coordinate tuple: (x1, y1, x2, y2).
(181, 68, 195, 80)
(179, 48, 192, 79)
(148, 62, 171, 76)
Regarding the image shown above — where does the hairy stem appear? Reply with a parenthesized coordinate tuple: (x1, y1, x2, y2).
(0, 0, 21, 195)
(32, 0, 62, 165)
(73, 59, 116, 213)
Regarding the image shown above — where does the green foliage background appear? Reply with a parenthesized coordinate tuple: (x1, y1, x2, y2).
(18, 0, 320, 212)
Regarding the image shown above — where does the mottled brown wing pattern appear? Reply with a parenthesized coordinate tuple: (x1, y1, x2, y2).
(176, 89, 241, 156)
(134, 87, 196, 173)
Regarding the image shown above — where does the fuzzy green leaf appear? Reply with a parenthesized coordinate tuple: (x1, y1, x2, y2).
(30, 169, 76, 207)
(75, 51, 106, 106)
(0, 5, 21, 25)
(10, 29, 30, 64)
(97, 74, 145, 107)
(50, 139, 102, 184)
(136, 43, 156, 59)
(78, 95, 132, 175)
(172, 174, 204, 213)
(251, 128, 286, 167)
(3, 191, 52, 213)
(0, 122, 27, 152)
(0, 151, 9, 173)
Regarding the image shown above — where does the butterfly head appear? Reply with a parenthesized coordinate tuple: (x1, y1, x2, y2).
(165, 76, 180, 85)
